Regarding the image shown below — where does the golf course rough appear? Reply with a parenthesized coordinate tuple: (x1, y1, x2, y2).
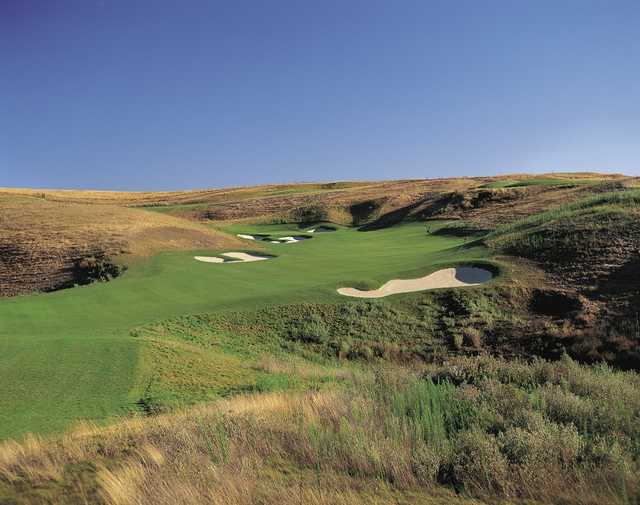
(0, 221, 491, 439)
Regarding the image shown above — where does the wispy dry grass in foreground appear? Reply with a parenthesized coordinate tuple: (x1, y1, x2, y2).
(1, 356, 638, 505)
(0, 388, 474, 505)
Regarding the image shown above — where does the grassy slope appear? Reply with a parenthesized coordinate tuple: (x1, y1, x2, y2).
(130, 282, 519, 414)
(0, 173, 619, 206)
(488, 189, 640, 238)
(0, 182, 373, 206)
(483, 189, 640, 366)
(487, 189, 640, 288)
(479, 176, 602, 188)
(0, 222, 488, 439)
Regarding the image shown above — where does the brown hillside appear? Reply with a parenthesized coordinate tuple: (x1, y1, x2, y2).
(0, 195, 243, 297)
(144, 174, 628, 227)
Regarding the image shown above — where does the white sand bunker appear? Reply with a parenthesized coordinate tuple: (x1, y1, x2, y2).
(194, 252, 271, 264)
(337, 267, 493, 298)
(237, 234, 256, 240)
(277, 236, 311, 243)
(194, 256, 225, 263)
(223, 252, 270, 262)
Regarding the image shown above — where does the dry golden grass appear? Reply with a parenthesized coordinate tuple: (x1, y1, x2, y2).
(0, 182, 370, 206)
(2, 358, 637, 505)
(2, 172, 625, 214)
(0, 195, 243, 296)
(156, 172, 629, 225)
(252, 355, 356, 382)
(0, 388, 479, 505)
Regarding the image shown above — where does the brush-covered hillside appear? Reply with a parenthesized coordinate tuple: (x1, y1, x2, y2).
(487, 189, 640, 367)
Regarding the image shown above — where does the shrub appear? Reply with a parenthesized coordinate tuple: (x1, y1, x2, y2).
(500, 421, 584, 469)
(289, 313, 329, 344)
(411, 443, 444, 486)
(451, 430, 512, 496)
(463, 327, 483, 349)
(451, 333, 464, 350)
(3, 354, 640, 505)
(538, 385, 594, 431)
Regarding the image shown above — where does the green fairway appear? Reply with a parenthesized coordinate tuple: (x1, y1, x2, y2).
(0, 222, 489, 439)
(480, 177, 601, 189)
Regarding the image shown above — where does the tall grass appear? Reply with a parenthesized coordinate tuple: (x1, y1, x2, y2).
(1, 357, 638, 504)
(489, 189, 640, 240)
(486, 189, 640, 264)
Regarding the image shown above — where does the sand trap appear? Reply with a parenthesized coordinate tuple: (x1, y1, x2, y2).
(337, 267, 493, 298)
(278, 235, 311, 243)
(237, 234, 256, 240)
(222, 252, 270, 262)
(194, 252, 271, 264)
(194, 256, 225, 263)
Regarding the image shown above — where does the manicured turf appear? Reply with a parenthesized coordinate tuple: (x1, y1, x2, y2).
(480, 177, 601, 189)
(0, 222, 488, 439)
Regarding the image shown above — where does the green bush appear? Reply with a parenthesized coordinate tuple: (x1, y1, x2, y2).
(289, 313, 329, 344)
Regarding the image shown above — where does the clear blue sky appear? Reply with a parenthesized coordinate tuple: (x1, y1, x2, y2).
(2, 1, 639, 190)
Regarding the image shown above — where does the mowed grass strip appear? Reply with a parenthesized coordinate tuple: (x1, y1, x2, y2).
(0, 335, 138, 437)
(479, 176, 605, 189)
(0, 222, 488, 439)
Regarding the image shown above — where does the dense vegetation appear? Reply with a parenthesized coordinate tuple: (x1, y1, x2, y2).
(115, 276, 515, 416)
(488, 189, 640, 254)
(488, 189, 640, 367)
(1, 355, 637, 504)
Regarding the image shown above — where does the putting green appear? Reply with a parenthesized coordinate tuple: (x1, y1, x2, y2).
(0, 221, 488, 439)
